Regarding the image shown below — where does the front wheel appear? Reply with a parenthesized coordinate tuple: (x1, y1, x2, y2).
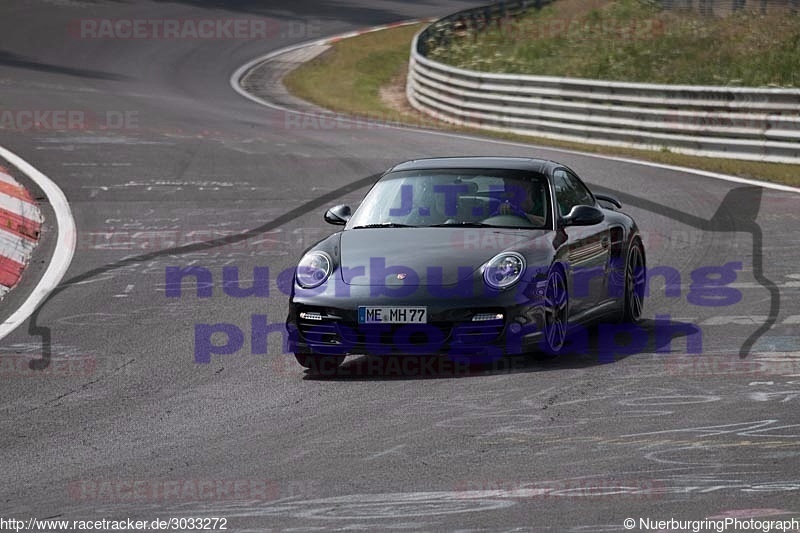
(542, 268, 569, 356)
(294, 353, 345, 375)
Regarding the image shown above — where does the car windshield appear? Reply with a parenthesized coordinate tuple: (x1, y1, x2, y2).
(347, 168, 550, 229)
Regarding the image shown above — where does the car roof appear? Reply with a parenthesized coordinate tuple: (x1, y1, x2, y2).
(387, 157, 559, 174)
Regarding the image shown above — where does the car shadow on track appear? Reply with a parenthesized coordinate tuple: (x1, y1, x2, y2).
(302, 318, 700, 380)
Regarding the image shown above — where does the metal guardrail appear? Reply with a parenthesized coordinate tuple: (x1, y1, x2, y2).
(657, 0, 799, 15)
(406, 2, 800, 163)
(415, 1, 552, 56)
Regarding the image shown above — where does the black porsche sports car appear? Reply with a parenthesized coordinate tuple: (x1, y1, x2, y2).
(286, 157, 646, 370)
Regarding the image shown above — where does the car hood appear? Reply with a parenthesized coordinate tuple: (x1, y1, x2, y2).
(339, 227, 545, 286)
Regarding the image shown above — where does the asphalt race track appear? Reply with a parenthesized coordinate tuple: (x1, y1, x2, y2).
(1, 1, 800, 531)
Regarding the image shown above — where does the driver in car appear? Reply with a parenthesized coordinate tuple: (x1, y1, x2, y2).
(496, 178, 546, 226)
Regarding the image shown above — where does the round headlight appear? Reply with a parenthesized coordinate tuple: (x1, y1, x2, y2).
(296, 251, 332, 289)
(483, 252, 526, 290)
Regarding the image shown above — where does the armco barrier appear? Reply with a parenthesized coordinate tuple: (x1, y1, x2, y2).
(406, 2, 800, 163)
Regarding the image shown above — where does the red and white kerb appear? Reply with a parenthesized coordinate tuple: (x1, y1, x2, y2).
(0, 166, 42, 298)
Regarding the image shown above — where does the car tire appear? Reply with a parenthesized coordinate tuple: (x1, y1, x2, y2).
(541, 267, 568, 356)
(294, 353, 345, 375)
(620, 239, 646, 323)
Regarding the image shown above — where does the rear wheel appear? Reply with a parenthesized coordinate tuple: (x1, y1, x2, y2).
(294, 353, 345, 375)
(621, 240, 646, 323)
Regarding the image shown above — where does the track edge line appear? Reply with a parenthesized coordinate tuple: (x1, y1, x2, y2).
(0, 145, 76, 341)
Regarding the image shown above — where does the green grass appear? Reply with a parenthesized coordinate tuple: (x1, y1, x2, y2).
(428, 0, 800, 86)
(284, 24, 422, 117)
(283, 20, 800, 187)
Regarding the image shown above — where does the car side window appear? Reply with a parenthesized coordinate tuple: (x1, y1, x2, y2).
(553, 169, 595, 216)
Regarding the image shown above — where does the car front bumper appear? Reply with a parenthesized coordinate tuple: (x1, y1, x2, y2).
(286, 286, 547, 359)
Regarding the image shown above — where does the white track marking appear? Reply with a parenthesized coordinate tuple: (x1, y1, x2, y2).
(230, 23, 800, 195)
(113, 284, 135, 298)
(0, 145, 76, 340)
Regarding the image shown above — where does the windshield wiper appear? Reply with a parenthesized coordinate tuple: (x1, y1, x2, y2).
(430, 221, 544, 229)
(351, 222, 415, 229)
(428, 222, 495, 227)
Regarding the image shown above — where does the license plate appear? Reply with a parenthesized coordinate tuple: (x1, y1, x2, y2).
(358, 306, 427, 324)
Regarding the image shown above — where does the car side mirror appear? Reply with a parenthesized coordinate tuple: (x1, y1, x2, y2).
(324, 204, 351, 225)
(560, 205, 604, 227)
(595, 193, 622, 209)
